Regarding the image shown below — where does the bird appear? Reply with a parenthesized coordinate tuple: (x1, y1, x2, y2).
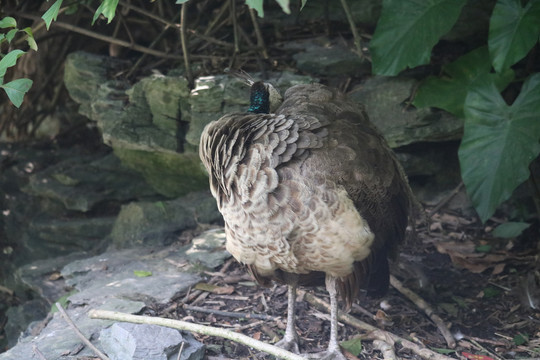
(199, 73, 414, 359)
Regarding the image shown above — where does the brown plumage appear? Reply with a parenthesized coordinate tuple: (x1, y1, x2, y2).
(199, 81, 413, 359)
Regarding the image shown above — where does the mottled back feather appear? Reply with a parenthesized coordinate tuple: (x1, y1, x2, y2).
(199, 83, 413, 306)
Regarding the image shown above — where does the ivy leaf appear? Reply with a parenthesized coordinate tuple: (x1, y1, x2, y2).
(41, 0, 63, 30)
(245, 0, 264, 17)
(0, 49, 26, 79)
(489, 0, 540, 73)
(6, 28, 17, 43)
(0, 17, 17, 29)
(459, 73, 540, 222)
(92, 0, 120, 24)
(370, 0, 467, 75)
(1, 78, 33, 108)
(492, 222, 531, 238)
(22, 27, 38, 51)
(414, 47, 514, 117)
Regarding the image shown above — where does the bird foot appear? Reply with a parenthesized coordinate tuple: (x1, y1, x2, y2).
(304, 349, 347, 360)
(275, 335, 300, 354)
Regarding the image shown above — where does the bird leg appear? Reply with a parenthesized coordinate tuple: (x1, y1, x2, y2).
(275, 276, 300, 353)
(306, 275, 347, 360)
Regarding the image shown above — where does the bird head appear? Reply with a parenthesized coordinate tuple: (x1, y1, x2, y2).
(248, 81, 283, 114)
(227, 69, 283, 114)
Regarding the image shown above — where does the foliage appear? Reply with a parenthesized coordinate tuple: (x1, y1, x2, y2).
(492, 221, 531, 238)
(2, 0, 539, 227)
(0, 17, 35, 108)
(370, 0, 467, 75)
(371, 0, 540, 224)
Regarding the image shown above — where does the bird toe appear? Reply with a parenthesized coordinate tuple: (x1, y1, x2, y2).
(275, 336, 300, 353)
(305, 349, 347, 360)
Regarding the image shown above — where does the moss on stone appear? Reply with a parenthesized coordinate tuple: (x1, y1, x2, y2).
(113, 147, 208, 198)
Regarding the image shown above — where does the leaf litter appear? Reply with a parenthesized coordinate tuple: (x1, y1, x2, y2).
(150, 206, 539, 360)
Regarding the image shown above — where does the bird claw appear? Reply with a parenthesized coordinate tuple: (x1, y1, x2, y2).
(275, 336, 300, 354)
(304, 349, 347, 360)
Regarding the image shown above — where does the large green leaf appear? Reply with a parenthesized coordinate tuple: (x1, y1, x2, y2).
(370, 0, 467, 76)
(413, 47, 514, 117)
(41, 0, 63, 30)
(1, 78, 33, 108)
(489, 0, 540, 73)
(459, 74, 540, 222)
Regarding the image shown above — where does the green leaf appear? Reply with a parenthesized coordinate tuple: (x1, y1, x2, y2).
(22, 27, 38, 51)
(475, 244, 492, 253)
(0, 16, 17, 29)
(275, 0, 291, 14)
(176, 0, 190, 3)
(483, 286, 500, 298)
(50, 290, 78, 313)
(1, 78, 33, 108)
(459, 73, 540, 222)
(6, 28, 17, 43)
(41, 0, 63, 30)
(414, 47, 514, 117)
(492, 221, 531, 238)
(513, 333, 529, 346)
(340, 338, 362, 356)
(246, 0, 264, 17)
(92, 0, 120, 24)
(430, 347, 457, 355)
(0, 49, 26, 79)
(133, 270, 152, 277)
(489, 0, 540, 73)
(300, 0, 308, 11)
(370, 0, 467, 75)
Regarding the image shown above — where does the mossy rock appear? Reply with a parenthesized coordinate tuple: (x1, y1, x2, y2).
(113, 147, 208, 198)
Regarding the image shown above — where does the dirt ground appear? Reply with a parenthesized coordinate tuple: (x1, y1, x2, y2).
(153, 209, 540, 360)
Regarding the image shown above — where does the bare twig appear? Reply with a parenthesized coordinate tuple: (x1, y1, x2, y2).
(299, 290, 455, 360)
(89, 309, 304, 360)
(184, 304, 280, 321)
(176, 341, 184, 360)
(373, 339, 397, 360)
(55, 302, 111, 360)
(230, 0, 240, 53)
(188, 29, 234, 48)
(390, 275, 456, 348)
(428, 181, 464, 217)
(180, 3, 193, 87)
(32, 344, 48, 360)
(0, 284, 14, 296)
(248, 7, 268, 59)
(14, 12, 185, 60)
(339, 0, 364, 57)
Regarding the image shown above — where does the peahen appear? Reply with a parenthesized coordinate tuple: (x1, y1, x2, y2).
(199, 74, 414, 359)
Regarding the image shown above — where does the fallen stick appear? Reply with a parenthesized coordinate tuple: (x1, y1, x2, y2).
(390, 275, 456, 348)
(299, 290, 455, 360)
(56, 303, 111, 360)
(89, 309, 303, 360)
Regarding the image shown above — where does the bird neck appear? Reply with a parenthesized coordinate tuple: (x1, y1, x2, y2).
(248, 81, 270, 114)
